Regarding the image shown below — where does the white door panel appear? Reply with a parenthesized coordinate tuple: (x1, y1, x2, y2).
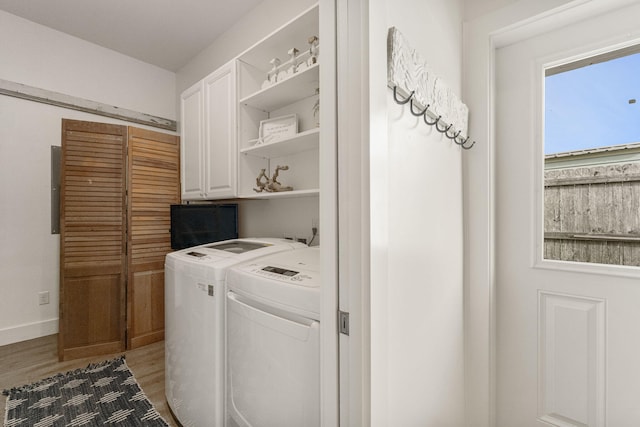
(496, 3, 640, 426)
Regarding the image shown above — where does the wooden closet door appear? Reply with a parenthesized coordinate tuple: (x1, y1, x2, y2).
(59, 120, 127, 361)
(127, 127, 180, 349)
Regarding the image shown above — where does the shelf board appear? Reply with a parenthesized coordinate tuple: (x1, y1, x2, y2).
(239, 188, 320, 199)
(237, 4, 319, 71)
(239, 64, 319, 111)
(241, 128, 319, 158)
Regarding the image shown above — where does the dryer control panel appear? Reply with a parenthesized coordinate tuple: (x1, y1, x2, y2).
(262, 266, 299, 276)
(240, 263, 318, 286)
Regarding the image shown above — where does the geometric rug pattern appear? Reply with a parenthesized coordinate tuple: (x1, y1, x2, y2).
(3, 356, 168, 426)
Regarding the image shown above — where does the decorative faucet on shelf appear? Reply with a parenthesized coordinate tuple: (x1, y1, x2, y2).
(253, 165, 293, 193)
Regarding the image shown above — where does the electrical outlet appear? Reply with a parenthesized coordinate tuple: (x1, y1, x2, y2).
(38, 291, 50, 305)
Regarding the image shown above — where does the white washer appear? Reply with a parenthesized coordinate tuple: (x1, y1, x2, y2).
(164, 238, 305, 427)
(226, 247, 320, 427)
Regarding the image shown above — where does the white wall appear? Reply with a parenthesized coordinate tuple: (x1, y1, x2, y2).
(0, 11, 176, 346)
(0, 11, 175, 119)
(462, 0, 519, 22)
(369, 0, 465, 425)
(238, 198, 320, 244)
(176, 0, 319, 243)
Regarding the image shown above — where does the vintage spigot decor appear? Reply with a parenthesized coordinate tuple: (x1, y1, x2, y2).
(253, 165, 294, 193)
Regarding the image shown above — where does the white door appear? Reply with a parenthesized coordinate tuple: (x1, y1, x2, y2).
(495, 3, 640, 426)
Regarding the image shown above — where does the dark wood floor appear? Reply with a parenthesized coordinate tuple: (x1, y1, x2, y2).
(0, 334, 178, 426)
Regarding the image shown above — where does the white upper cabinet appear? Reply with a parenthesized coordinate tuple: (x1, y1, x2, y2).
(236, 4, 320, 199)
(180, 60, 237, 200)
(204, 62, 237, 199)
(180, 81, 204, 200)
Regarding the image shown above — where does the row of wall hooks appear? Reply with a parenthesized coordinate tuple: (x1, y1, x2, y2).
(387, 26, 476, 150)
(392, 86, 476, 150)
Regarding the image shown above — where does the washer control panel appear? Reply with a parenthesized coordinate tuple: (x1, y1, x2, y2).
(187, 251, 208, 258)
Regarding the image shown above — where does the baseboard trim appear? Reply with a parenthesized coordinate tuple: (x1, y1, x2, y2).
(0, 318, 59, 347)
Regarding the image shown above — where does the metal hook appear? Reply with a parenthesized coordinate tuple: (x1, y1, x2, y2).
(446, 129, 461, 140)
(435, 121, 453, 133)
(409, 99, 429, 117)
(424, 114, 441, 126)
(461, 139, 476, 150)
(453, 135, 468, 146)
(393, 86, 414, 105)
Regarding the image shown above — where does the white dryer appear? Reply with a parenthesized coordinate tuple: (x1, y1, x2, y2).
(164, 238, 305, 427)
(226, 247, 320, 427)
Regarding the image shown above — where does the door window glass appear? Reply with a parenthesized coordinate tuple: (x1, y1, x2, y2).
(544, 46, 640, 266)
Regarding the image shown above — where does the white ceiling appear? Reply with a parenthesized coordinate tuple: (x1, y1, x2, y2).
(0, 0, 263, 71)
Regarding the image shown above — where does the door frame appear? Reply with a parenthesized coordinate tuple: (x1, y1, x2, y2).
(463, 0, 640, 425)
(320, 0, 340, 426)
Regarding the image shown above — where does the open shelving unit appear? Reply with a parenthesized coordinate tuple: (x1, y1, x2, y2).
(240, 128, 319, 159)
(236, 4, 320, 199)
(242, 188, 320, 199)
(239, 63, 319, 112)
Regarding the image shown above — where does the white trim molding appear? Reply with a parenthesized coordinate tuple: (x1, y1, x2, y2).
(0, 318, 58, 347)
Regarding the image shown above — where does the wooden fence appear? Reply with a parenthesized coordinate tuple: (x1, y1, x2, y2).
(544, 162, 640, 266)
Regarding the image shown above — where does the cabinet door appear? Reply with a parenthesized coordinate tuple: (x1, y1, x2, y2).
(59, 119, 127, 361)
(203, 61, 237, 199)
(180, 82, 205, 200)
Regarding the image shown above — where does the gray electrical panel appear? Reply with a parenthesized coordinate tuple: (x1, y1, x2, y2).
(51, 146, 61, 234)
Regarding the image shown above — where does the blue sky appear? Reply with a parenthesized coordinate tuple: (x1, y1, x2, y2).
(545, 51, 640, 154)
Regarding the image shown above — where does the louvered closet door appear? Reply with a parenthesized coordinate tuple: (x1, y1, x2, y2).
(59, 120, 127, 361)
(127, 127, 180, 349)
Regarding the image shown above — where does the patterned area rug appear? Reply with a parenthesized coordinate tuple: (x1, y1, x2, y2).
(3, 356, 168, 426)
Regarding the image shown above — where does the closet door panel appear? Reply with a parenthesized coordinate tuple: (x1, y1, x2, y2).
(59, 119, 127, 361)
(63, 275, 121, 346)
(130, 269, 165, 348)
(127, 126, 180, 349)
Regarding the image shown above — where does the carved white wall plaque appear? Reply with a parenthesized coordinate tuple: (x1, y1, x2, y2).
(387, 27, 469, 138)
